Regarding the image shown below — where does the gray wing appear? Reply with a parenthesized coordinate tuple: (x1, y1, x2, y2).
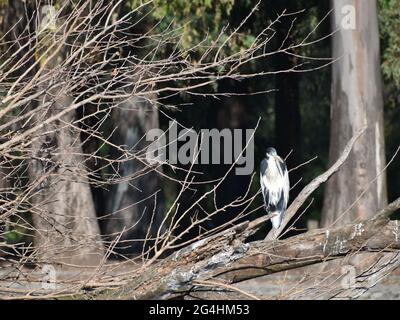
(260, 159, 269, 209)
(277, 158, 290, 214)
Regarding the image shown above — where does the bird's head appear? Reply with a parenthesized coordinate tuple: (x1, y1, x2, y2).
(265, 147, 277, 159)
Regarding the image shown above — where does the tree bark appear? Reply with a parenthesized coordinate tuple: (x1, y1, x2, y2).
(104, 94, 164, 256)
(322, 0, 387, 227)
(28, 5, 103, 267)
(102, 3, 165, 257)
(29, 97, 104, 267)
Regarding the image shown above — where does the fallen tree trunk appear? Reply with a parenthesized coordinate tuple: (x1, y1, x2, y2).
(88, 198, 399, 299)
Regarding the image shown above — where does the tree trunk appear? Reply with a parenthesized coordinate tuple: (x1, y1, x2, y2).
(322, 0, 387, 227)
(30, 97, 104, 267)
(29, 5, 103, 266)
(101, 3, 165, 257)
(104, 95, 164, 257)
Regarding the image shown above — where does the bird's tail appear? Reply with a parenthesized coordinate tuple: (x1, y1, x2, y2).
(271, 211, 282, 229)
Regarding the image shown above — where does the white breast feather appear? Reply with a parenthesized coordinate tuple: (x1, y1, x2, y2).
(264, 160, 284, 205)
(262, 157, 289, 229)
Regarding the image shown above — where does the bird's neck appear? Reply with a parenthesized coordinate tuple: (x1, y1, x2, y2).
(267, 158, 280, 178)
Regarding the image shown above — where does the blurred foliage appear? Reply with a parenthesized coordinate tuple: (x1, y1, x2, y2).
(129, 0, 242, 54)
(379, 0, 400, 86)
(4, 227, 24, 243)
